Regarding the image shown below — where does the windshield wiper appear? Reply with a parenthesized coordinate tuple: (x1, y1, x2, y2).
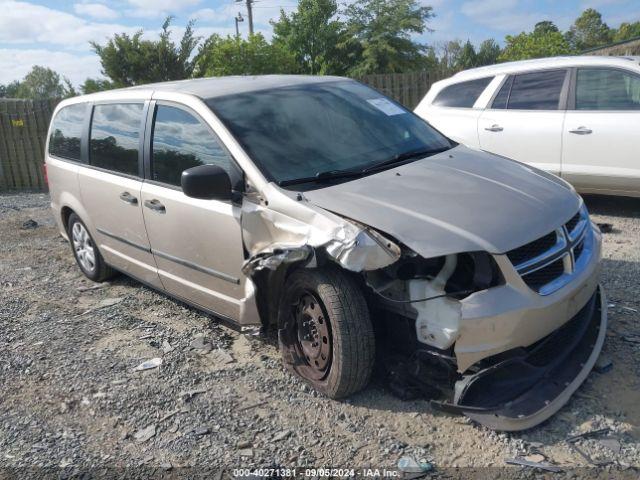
(361, 146, 451, 174)
(278, 168, 364, 187)
(278, 146, 451, 187)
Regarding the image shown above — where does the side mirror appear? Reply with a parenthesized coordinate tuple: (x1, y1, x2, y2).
(181, 164, 232, 201)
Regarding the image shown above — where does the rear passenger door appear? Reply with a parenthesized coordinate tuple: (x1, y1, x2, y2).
(140, 101, 248, 322)
(561, 67, 640, 195)
(415, 76, 494, 148)
(78, 101, 162, 289)
(478, 69, 569, 175)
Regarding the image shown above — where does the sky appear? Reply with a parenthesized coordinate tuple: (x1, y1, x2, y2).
(0, 0, 638, 87)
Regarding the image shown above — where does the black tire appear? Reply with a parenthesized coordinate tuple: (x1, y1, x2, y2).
(67, 213, 116, 282)
(278, 266, 375, 398)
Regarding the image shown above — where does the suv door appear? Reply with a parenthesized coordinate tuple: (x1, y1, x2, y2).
(140, 101, 248, 322)
(78, 101, 162, 288)
(477, 69, 570, 175)
(562, 67, 640, 196)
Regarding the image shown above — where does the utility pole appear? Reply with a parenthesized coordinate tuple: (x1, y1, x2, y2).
(234, 12, 244, 38)
(236, 0, 254, 35)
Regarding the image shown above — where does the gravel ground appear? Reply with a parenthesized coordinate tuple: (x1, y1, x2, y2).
(0, 192, 639, 477)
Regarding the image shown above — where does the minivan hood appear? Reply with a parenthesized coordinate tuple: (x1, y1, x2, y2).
(304, 146, 580, 259)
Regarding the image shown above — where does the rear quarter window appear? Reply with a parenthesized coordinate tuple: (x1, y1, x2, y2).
(432, 77, 494, 108)
(48, 104, 86, 161)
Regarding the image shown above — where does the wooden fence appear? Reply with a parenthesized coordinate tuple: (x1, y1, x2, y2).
(0, 99, 58, 192)
(359, 70, 450, 109)
(0, 71, 452, 192)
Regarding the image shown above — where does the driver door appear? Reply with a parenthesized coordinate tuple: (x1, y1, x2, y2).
(140, 101, 247, 322)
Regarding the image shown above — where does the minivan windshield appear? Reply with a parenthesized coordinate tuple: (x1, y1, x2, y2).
(206, 80, 452, 187)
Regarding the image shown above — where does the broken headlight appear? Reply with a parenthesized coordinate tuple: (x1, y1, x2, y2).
(368, 250, 503, 303)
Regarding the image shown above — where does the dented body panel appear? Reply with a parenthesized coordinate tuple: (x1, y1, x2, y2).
(456, 226, 601, 371)
(240, 183, 401, 276)
(304, 146, 580, 258)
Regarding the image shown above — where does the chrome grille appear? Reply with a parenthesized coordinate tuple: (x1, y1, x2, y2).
(506, 206, 592, 295)
(565, 211, 581, 234)
(506, 231, 557, 266)
(522, 258, 565, 290)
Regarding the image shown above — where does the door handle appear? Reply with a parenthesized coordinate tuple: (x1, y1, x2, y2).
(484, 124, 503, 132)
(119, 191, 138, 205)
(144, 199, 166, 213)
(569, 126, 592, 135)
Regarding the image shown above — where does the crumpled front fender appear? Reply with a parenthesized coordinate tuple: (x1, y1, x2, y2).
(240, 184, 401, 276)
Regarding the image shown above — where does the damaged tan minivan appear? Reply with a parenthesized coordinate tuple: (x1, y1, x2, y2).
(46, 76, 606, 431)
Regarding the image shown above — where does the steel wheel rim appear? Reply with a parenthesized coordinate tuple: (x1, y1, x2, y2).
(72, 222, 96, 272)
(293, 292, 332, 380)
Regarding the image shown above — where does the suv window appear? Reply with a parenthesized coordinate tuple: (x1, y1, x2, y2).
(151, 105, 232, 187)
(576, 68, 640, 110)
(491, 76, 513, 109)
(49, 104, 86, 161)
(432, 77, 493, 108)
(505, 69, 567, 110)
(90, 103, 143, 176)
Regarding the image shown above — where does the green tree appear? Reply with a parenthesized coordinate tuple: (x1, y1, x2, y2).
(437, 40, 463, 70)
(456, 40, 477, 69)
(14, 66, 75, 99)
(566, 8, 612, 51)
(193, 33, 296, 76)
(476, 39, 501, 66)
(81, 78, 114, 94)
(91, 17, 199, 87)
(343, 0, 434, 75)
(271, 0, 348, 75)
(0, 80, 21, 98)
(500, 21, 573, 61)
(612, 21, 640, 42)
(533, 20, 560, 35)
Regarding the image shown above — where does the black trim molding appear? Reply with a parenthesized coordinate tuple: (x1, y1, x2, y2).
(152, 249, 240, 285)
(96, 228, 151, 253)
(96, 228, 240, 285)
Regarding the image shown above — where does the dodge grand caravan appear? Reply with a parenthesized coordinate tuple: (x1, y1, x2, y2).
(46, 76, 606, 431)
(415, 56, 640, 197)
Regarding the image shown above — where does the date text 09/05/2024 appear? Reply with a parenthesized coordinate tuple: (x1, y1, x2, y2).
(232, 468, 402, 477)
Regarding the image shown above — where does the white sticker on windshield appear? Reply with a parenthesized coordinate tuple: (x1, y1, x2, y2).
(367, 98, 407, 116)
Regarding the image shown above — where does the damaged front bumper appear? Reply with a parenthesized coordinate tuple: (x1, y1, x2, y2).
(434, 285, 607, 431)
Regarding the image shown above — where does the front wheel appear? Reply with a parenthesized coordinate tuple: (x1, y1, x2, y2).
(278, 267, 375, 399)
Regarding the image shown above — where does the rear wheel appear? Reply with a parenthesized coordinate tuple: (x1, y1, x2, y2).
(278, 267, 375, 398)
(68, 213, 116, 282)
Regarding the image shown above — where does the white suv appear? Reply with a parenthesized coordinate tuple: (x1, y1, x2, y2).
(415, 56, 640, 197)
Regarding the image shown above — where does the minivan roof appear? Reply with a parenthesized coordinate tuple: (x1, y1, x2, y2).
(450, 55, 640, 80)
(74, 75, 347, 103)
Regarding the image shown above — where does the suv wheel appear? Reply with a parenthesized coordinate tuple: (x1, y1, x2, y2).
(68, 213, 116, 282)
(278, 267, 375, 398)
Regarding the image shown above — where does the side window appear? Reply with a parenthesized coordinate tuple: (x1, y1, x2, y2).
(90, 103, 143, 176)
(506, 69, 567, 110)
(432, 77, 494, 108)
(151, 105, 232, 187)
(491, 76, 513, 109)
(49, 104, 86, 161)
(576, 68, 640, 110)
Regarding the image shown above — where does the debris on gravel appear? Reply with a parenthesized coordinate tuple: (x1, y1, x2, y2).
(0, 192, 639, 474)
(20, 219, 39, 230)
